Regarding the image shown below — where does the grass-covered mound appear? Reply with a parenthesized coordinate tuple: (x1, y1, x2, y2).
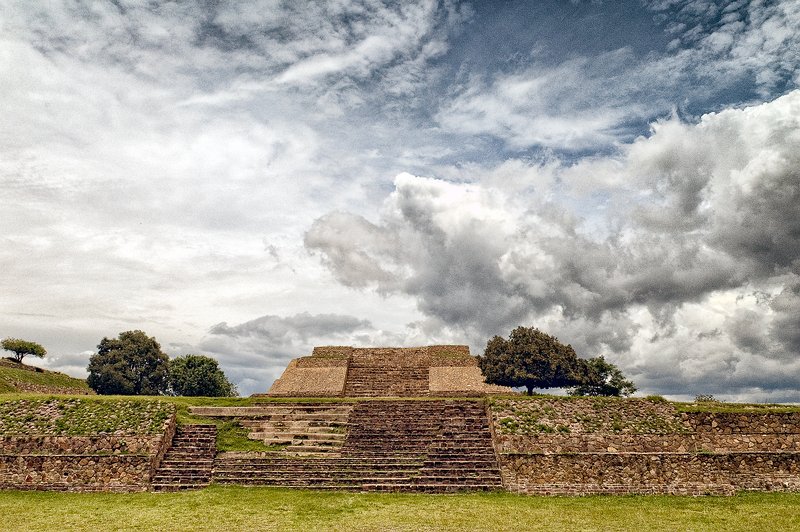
(0, 359, 92, 395)
(0, 398, 173, 436)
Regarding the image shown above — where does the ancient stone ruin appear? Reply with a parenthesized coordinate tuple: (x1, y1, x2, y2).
(2, 345, 800, 495)
(265, 345, 511, 397)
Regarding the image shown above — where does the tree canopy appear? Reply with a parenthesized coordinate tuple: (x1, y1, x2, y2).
(86, 330, 169, 395)
(478, 326, 585, 395)
(1, 337, 46, 363)
(169, 354, 237, 397)
(568, 356, 637, 397)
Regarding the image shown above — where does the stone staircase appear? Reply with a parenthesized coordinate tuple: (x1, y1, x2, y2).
(344, 353, 429, 397)
(151, 424, 217, 491)
(212, 455, 425, 489)
(213, 400, 502, 492)
(345, 400, 502, 491)
(189, 403, 353, 456)
(238, 403, 352, 455)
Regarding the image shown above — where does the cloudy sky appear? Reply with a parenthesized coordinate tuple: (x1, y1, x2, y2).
(2, 0, 799, 400)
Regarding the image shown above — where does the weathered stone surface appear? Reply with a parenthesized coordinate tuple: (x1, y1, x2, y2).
(267, 345, 512, 397)
(491, 398, 800, 495)
(0, 455, 153, 492)
(491, 397, 688, 435)
(0, 406, 176, 493)
(500, 453, 800, 495)
(212, 400, 503, 492)
(267, 360, 348, 396)
(0, 435, 164, 455)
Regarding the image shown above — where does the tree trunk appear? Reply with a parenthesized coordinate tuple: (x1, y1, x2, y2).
(526, 385, 533, 396)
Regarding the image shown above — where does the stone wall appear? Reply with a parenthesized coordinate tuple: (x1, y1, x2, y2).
(496, 432, 800, 454)
(0, 435, 167, 455)
(0, 455, 155, 492)
(501, 453, 800, 495)
(0, 399, 176, 492)
(311, 346, 354, 358)
(491, 398, 800, 495)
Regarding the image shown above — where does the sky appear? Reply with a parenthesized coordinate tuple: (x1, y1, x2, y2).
(1, 0, 799, 400)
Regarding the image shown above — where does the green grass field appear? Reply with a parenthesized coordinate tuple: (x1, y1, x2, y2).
(0, 486, 798, 531)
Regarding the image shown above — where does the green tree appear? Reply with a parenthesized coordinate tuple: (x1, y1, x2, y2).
(1, 337, 46, 363)
(478, 326, 585, 395)
(169, 354, 237, 397)
(568, 356, 637, 397)
(86, 330, 169, 395)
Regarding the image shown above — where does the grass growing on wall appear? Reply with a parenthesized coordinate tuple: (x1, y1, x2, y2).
(489, 397, 690, 435)
(215, 421, 288, 452)
(0, 486, 799, 532)
(0, 398, 173, 435)
(675, 402, 800, 414)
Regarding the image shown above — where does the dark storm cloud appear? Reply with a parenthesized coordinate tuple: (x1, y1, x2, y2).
(202, 312, 375, 395)
(209, 312, 372, 343)
(306, 175, 534, 336)
(725, 309, 768, 354)
(306, 92, 800, 398)
(770, 280, 800, 354)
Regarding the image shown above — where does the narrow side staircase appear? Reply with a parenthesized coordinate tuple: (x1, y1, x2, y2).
(151, 424, 217, 491)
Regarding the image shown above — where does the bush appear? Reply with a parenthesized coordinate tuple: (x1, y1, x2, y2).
(645, 395, 667, 403)
(694, 394, 721, 403)
(169, 354, 237, 397)
(568, 356, 637, 397)
(479, 326, 584, 395)
(87, 330, 169, 395)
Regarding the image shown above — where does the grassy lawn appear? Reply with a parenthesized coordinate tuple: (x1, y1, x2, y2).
(0, 486, 798, 531)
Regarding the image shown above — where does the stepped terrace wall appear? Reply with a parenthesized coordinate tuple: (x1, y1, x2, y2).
(267, 345, 511, 397)
(0, 398, 176, 492)
(489, 398, 800, 495)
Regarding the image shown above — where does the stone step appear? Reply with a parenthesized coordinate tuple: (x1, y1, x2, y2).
(190, 406, 353, 417)
(166, 401, 502, 493)
(151, 424, 218, 492)
(283, 444, 342, 453)
(213, 470, 420, 479)
(252, 432, 345, 441)
(156, 460, 214, 467)
(214, 480, 362, 489)
(216, 459, 425, 467)
(152, 476, 212, 483)
(241, 421, 349, 429)
(152, 482, 213, 491)
(242, 414, 351, 422)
